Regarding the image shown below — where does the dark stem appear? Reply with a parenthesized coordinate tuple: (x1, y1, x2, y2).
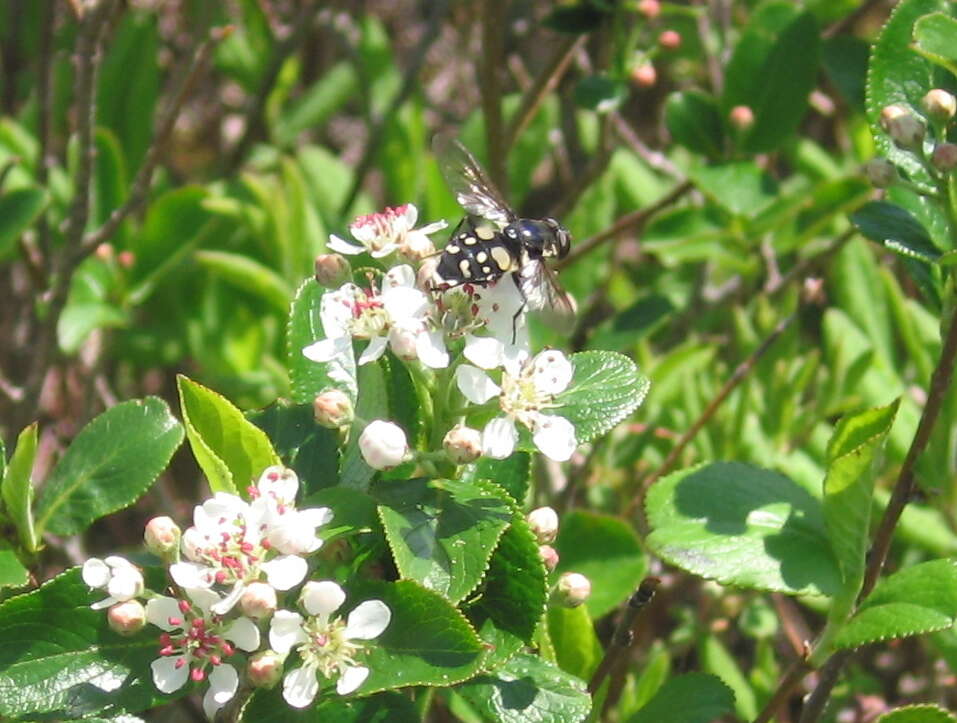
(35, 0, 56, 267)
(797, 651, 852, 723)
(752, 658, 811, 723)
(480, 0, 508, 192)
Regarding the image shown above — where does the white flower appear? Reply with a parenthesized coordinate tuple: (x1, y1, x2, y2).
(455, 349, 578, 461)
(146, 588, 260, 719)
(302, 265, 448, 369)
(328, 204, 446, 259)
(269, 580, 391, 707)
(82, 556, 145, 610)
(359, 420, 409, 470)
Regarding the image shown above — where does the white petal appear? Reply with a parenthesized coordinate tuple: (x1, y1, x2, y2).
(256, 466, 299, 502)
(224, 616, 261, 652)
(106, 566, 143, 602)
(344, 600, 391, 640)
(382, 285, 429, 321)
(384, 264, 415, 289)
(320, 285, 359, 335)
(210, 581, 245, 616)
(327, 234, 364, 255)
(300, 506, 334, 528)
(337, 665, 370, 695)
(358, 335, 388, 365)
(169, 562, 212, 590)
(283, 665, 320, 708)
(151, 655, 189, 693)
(261, 555, 308, 591)
(456, 365, 501, 404)
(303, 337, 341, 363)
(203, 664, 239, 719)
(401, 204, 419, 227)
(531, 350, 573, 395)
(416, 329, 450, 369)
(463, 334, 505, 370)
(302, 580, 346, 616)
(269, 610, 307, 654)
(90, 595, 118, 611)
(532, 414, 577, 462)
(418, 219, 448, 235)
(482, 417, 518, 459)
(145, 596, 182, 632)
(185, 586, 223, 614)
(82, 558, 111, 589)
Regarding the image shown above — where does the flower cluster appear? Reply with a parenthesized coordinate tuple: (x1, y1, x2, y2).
(82, 466, 390, 717)
(302, 203, 582, 469)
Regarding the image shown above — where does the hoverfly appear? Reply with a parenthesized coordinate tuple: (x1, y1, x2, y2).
(431, 137, 575, 334)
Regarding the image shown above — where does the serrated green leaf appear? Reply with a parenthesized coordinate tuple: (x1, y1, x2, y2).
(664, 91, 725, 158)
(553, 351, 650, 443)
(194, 250, 293, 313)
(835, 559, 957, 649)
(645, 462, 842, 596)
(288, 279, 357, 405)
(0, 542, 28, 588)
(913, 12, 957, 73)
(340, 362, 390, 490)
(2, 423, 38, 552)
(689, 161, 778, 217)
(554, 510, 646, 619)
(34, 398, 183, 536)
(877, 705, 957, 723)
(456, 653, 591, 723)
(698, 634, 757, 720)
(0, 568, 178, 718)
(241, 688, 418, 722)
(627, 673, 735, 723)
(0, 187, 48, 259)
(547, 604, 602, 680)
(852, 201, 942, 263)
(823, 400, 899, 597)
(462, 452, 531, 504)
(374, 478, 512, 603)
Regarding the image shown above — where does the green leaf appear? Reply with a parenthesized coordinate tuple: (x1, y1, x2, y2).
(689, 161, 778, 218)
(305, 485, 378, 541)
(346, 579, 485, 691)
(877, 705, 957, 723)
(462, 452, 531, 504)
(586, 295, 674, 352)
(288, 279, 357, 405)
(722, 3, 820, 153)
(554, 510, 646, 619)
(823, 400, 899, 598)
(374, 478, 513, 603)
(835, 559, 957, 649)
(274, 64, 359, 148)
(547, 604, 603, 680)
(913, 12, 957, 73)
(340, 362, 390, 490)
(247, 401, 340, 495)
(0, 568, 177, 719)
(241, 689, 418, 722)
(194, 250, 293, 313)
(627, 673, 735, 723)
(1, 424, 38, 552)
(0, 542, 28, 588)
(456, 653, 591, 723)
(543, 4, 606, 33)
(0, 187, 47, 259)
(553, 351, 650, 444)
(177, 375, 280, 497)
(645, 462, 842, 596)
(698, 634, 757, 720)
(852, 201, 942, 263)
(34, 398, 183, 536)
(664, 91, 725, 158)
(91, 128, 128, 232)
(574, 75, 628, 113)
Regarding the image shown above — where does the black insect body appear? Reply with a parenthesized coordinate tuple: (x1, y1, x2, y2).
(431, 138, 574, 329)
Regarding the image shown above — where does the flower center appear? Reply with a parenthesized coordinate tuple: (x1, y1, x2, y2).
(500, 363, 553, 421)
(158, 600, 236, 681)
(345, 290, 389, 339)
(191, 515, 268, 585)
(299, 616, 363, 680)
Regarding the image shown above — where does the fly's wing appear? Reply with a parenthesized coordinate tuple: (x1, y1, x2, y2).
(520, 260, 577, 333)
(433, 134, 516, 228)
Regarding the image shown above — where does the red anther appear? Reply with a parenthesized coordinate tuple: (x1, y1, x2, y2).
(168, 616, 183, 627)
(261, 539, 272, 550)
(268, 471, 280, 481)
(159, 632, 173, 645)
(221, 641, 235, 656)
(471, 304, 479, 316)
(240, 542, 254, 553)
(175, 658, 187, 669)
(192, 618, 206, 630)
(247, 485, 259, 498)
(215, 570, 228, 584)
(191, 667, 206, 682)
(160, 645, 175, 656)
(315, 633, 329, 646)
(178, 599, 192, 614)
(209, 655, 222, 666)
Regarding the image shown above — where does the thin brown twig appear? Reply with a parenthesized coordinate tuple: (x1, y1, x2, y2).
(480, 0, 508, 192)
(766, 228, 856, 296)
(798, 650, 853, 723)
(753, 657, 811, 723)
(81, 26, 228, 253)
(35, 0, 56, 267)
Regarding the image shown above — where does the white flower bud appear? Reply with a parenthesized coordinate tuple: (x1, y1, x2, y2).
(240, 582, 278, 620)
(144, 516, 181, 556)
(922, 89, 956, 122)
(399, 230, 436, 261)
(863, 158, 897, 188)
(880, 105, 925, 149)
(389, 323, 420, 361)
(932, 142, 957, 171)
(553, 572, 591, 608)
(314, 253, 352, 287)
(417, 256, 440, 292)
(539, 544, 559, 572)
(247, 650, 284, 688)
(359, 420, 409, 470)
(107, 599, 146, 635)
(527, 507, 559, 544)
(443, 424, 482, 464)
(313, 388, 354, 429)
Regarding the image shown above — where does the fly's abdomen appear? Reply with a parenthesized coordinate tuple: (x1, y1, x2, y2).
(435, 224, 519, 286)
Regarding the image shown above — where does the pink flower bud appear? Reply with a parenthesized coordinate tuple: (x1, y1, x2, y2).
(729, 105, 755, 132)
(359, 420, 409, 470)
(107, 600, 146, 635)
(553, 572, 591, 608)
(95, 243, 114, 261)
(922, 89, 956, 122)
(314, 253, 352, 287)
(539, 545, 559, 572)
(313, 388, 354, 429)
(932, 142, 957, 171)
(659, 30, 681, 50)
(144, 516, 181, 556)
(247, 650, 284, 688)
(880, 105, 925, 149)
(443, 424, 482, 464)
(631, 62, 656, 89)
(527, 506, 559, 544)
(240, 582, 277, 620)
(863, 158, 897, 188)
(637, 0, 660, 19)
(118, 250, 135, 268)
